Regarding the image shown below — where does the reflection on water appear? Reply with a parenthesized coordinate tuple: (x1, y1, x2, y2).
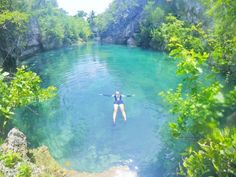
(14, 43, 180, 176)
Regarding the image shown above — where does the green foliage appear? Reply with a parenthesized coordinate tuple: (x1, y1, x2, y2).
(158, 11, 236, 137)
(95, 12, 113, 32)
(0, 1, 30, 55)
(0, 151, 22, 168)
(159, 14, 229, 137)
(137, 1, 165, 48)
(156, 3, 236, 176)
(0, 138, 4, 145)
(0, 1, 30, 68)
(160, 15, 206, 51)
(0, 67, 56, 128)
(143, 1, 165, 28)
(203, 0, 236, 37)
(17, 163, 32, 177)
(0, 10, 29, 27)
(0, 0, 91, 64)
(75, 10, 87, 18)
(225, 87, 236, 110)
(39, 14, 64, 41)
(149, 28, 165, 50)
(201, 0, 236, 83)
(0, 0, 33, 12)
(136, 25, 152, 48)
(37, 8, 91, 45)
(0, 0, 31, 29)
(138, 12, 206, 51)
(94, 0, 138, 33)
(161, 82, 225, 137)
(158, 15, 209, 75)
(179, 128, 236, 177)
(87, 11, 95, 25)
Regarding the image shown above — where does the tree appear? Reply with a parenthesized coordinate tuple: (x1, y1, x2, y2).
(87, 11, 95, 27)
(137, 1, 165, 48)
(94, 0, 139, 33)
(143, 1, 165, 28)
(202, 0, 236, 83)
(0, 0, 29, 70)
(0, 67, 56, 134)
(179, 128, 236, 177)
(37, 7, 91, 47)
(158, 13, 236, 176)
(75, 10, 87, 18)
(0, 0, 92, 68)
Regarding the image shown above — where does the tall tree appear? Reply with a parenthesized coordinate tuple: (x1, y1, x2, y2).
(0, 0, 29, 71)
(87, 10, 96, 37)
(75, 10, 87, 18)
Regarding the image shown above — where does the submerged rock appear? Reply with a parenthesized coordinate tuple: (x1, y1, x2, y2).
(0, 128, 137, 177)
(32, 146, 137, 177)
(30, 145, 78, 177)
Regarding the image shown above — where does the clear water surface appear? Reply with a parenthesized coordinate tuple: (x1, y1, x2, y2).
(13, 43, 181, 177)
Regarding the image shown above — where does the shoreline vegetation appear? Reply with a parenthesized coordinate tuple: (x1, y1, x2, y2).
(0, 0, 236, 176)
(0, 0, 91, 70)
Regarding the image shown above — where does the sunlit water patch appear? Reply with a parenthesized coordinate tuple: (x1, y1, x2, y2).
(13, 43, 181, 177)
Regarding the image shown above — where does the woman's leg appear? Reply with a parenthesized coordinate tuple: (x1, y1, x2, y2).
(113, 104, 118, 124)
(119, 104, 127, 122)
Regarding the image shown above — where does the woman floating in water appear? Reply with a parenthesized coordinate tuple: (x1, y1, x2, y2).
(99, 91, 135, 125)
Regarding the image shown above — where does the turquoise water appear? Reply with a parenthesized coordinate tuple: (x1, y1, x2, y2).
(14, 43, 181, 176)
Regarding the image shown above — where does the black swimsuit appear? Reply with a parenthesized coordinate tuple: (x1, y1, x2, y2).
(114, 94, 124, 105)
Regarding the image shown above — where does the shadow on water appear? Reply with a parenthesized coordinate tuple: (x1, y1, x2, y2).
(13, 43, 181, 176)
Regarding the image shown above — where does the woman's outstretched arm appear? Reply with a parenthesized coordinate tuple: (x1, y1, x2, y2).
(99, 93, 114, 97)
(121, 94, 135, 97)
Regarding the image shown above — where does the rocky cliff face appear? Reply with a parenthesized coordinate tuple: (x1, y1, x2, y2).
(168, 0, 205, 24)
(20, 0, 61, 59)
(100, 0, 146, 46)
(0, 0, 66, 68)
(20, 17, 42, 58)
(99, 0, 204, 46)
(20, 16, 63, 59)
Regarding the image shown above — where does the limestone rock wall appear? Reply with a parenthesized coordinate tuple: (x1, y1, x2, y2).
(99, 0, 205, 46)
(20, 17, 42, 58)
